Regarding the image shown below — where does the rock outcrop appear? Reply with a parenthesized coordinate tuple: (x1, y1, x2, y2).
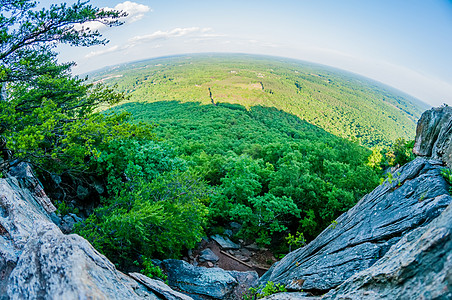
(264, 201, 452, 299)
(260, 157, 451, 292)
(162, 259, 258, 300)
(260, 105, 452, 298)
(0, 163, 174, 299)
(414, 105, 452, 168)
(322, 200, 452, 299)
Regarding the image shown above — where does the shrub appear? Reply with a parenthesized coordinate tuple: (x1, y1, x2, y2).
(141, 257, 167, 282)
(243, 281, 287, 299)
(441, 168, 452, 193)
(94, 138, 186, 195)
(75, 171, 210, 267)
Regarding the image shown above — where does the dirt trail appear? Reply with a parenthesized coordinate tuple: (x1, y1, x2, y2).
(187, 239, 276, 277)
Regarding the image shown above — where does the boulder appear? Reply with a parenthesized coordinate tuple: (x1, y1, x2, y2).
(162, 259, 258, 299)
(0, 172, 58, 298)
(261, 292, 319, 300)
(413, 105, 452, 167)
(227, 270, 260, 299)
(199, 248, 219, 263)
(260, 157, 452, 292)
(60, 213, 83, 233)
(211, 234, 240, 250)
(7, 222, 147, 300)
(8, 162, 57, 214)
(129, 272, 193, 300)
(323, 201, 452, 299)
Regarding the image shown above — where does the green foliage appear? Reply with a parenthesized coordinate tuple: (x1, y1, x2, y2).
(220, 155, 264, 203)
(1, 0, 213, 275)
(285, 231, 306, 252)
(75, 170, 210, 267)
(93, 138, 186, 195)
(92, 54, 427, 147)
(0, 0, 124, 85)
(367, 147, 384, 171)
(244, 281, 288, 300)
(228, 194, 301, 245)
(330, 220, 338, 229)
(114, 101, 381, 244)
(141, 257, 168, 282)
(0, 0, 142, 179)
(381, 171, 401, 186)
(441, 168, 452, 193)
(384, 138, 415, 167)
(55, 200, 79, 216)
(1, 99, 154, 176)
(440, 168, 452, 183)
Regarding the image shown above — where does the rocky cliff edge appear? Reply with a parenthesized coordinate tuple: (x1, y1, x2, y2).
(260, 105, 452, 299)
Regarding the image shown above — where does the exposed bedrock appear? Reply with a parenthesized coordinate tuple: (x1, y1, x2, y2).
(0, 163, 173, 299)
(260, 105, 452, 298)
(413, 105, 452, 167)
(260, 157, 451, 292)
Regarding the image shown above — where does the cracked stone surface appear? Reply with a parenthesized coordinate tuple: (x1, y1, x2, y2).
(260, 157, 452, 292)
(322, 201, 452, 299)
(0, 164, 164, 299)
(162, 259, 258, 299)
(414, 105, 452, 168)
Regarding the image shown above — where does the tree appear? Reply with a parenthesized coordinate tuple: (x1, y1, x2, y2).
(75, 171, 210, 267)
(0, 0, 125, 92)
(0, 1, 155, 180)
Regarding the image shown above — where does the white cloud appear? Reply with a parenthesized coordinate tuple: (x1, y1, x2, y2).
(75, 2, 151, 32)
(111, 1, 151, 23)
(130, 27, 213, 43)
(82, 27, 218, 59)
(75, 21, 105, 32)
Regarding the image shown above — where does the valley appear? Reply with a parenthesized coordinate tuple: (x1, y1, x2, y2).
(90, 54, 429, 147)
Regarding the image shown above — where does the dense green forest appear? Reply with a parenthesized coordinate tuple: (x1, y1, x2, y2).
(118, 101, 380, 235)
(90, 54, 429, 147)
(72, 100, 388, 267)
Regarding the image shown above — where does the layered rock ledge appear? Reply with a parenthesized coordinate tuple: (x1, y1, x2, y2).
(260, 157, 451, 292)
(261, 105, 452, 298)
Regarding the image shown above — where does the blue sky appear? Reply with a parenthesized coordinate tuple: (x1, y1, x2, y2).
(43, 0, 452, 106)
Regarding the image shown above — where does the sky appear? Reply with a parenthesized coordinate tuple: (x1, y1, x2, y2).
(42, 0, 452, 107)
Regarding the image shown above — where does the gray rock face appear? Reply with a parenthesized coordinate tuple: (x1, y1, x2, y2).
(8, 162, 57, 214)
(260, 157, 452, 292)
(0, 163, 170, 299)
(0, 174, 57, 298)
(261, 292, 319, 300)
(60, 213, 83, 233)
(7, 222, 145, 300)
(199, 248, 219, 263)
(129, 272, 193, 300)
(227, 270, 260, 300)
(211, 234, 240, 250)
(162, 259, 258, 299)
(323, 201, 452, 300)
(413, 105, 452, 167)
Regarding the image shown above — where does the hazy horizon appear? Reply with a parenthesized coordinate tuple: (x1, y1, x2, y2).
(40, 0, 452, 107)
(84, 52, 432, 109)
